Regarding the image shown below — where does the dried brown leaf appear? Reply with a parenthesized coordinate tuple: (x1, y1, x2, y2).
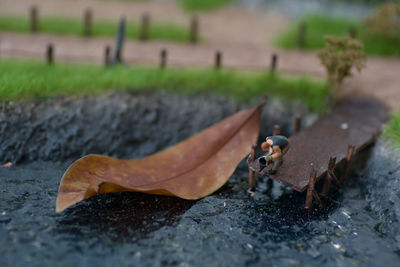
(56, 104, 263, 213)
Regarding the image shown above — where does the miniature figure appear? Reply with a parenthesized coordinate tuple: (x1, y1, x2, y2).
(247, 135, 290, 178)
(258, 135, 290, 175)
(246, 134, 290, 195)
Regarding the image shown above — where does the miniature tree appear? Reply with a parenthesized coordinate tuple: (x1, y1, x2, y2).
(318, 36, 365, 104)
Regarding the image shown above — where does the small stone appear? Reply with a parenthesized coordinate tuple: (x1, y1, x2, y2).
(1, 162, 12, 167)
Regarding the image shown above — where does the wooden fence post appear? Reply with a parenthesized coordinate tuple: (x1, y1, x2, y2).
(305, 168, 316, 210)
(160, 48, 167, 69)
(189, 15, 198, 44)
(104, 45, 111, 66)
(139, 13, 150, 41)
(46, 44, 54, 65)
(298, 21, 306, 49)
(83, 9, 92, 37)
(294, 115, 302, 135)
(214, 51, 222, 69)
(270, 53, 278, 74)
(321, 157, 339, 199)
(30, 6, 39, 33)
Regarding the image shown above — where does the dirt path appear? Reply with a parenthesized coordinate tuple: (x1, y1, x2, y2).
(0, 0, 399, 111)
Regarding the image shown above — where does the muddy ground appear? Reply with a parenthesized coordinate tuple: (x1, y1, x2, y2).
(1, 91, 399, 266)
(0, 91, 310, 163)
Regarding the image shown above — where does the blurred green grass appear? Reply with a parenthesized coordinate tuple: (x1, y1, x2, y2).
(0, 59, 328, 113)
(178, 0, 233, 11)
(275, 14, 400, 56)
(0, 15, 191, 42)
(385, 111, 400, 149)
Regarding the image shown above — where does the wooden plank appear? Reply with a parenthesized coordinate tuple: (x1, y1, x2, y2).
(269, 98, 388, 192)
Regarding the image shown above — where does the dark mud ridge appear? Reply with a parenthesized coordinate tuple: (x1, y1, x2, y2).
(0, 91, 311, 164)
(1, 91, 399, 266)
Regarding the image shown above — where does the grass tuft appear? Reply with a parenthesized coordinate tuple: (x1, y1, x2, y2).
(275, 14, 400, 56)
(0, 59, 328, 113)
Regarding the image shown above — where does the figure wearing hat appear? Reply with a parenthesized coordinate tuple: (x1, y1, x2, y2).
(259, 135, 290, 175)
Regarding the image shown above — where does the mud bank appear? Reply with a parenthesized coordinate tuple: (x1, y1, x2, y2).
(0, 91, 311, 164)
(364, 142, 400, 251)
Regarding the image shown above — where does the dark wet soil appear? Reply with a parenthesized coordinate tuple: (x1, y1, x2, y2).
(0, 91, 310, 164)
(1, 91, 399, 266)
